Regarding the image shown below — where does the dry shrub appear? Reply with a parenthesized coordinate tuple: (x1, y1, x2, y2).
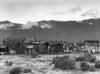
(89, 66, 96, 71)
(9, 67, 22, 74)
(89, 55, 97, 63)
(31, 50, 38, 58)
(54, 56, 76, 70)
(23, 68, 32, 73)
(5, 61, 13, 66)
(76, 55, 86, 61)
(71, 56, 78, 61)
(80, 61, 89, 71)
(53, 56, 70, 65)
(52, 56, 60, 64)
(60, 55, 70, 60)
(95, 61, 100, 69)
(55, 59, 76, 70)
(76, 54, 96, 62)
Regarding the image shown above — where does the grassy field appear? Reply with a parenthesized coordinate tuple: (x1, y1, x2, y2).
(0, 53, 100, 74)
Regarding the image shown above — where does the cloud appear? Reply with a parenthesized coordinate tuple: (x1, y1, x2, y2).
(52, 7, 82, 16)
(21, 21, 52, 29)
(21, 21, 39, 29)
(0, 23, 14, 30)
(0, 0, 100, 24)
(0, 21, 53, 30)
(81, 9, 98, 18)
(69, 7, 82, 13)
(52, 11, 67, 15)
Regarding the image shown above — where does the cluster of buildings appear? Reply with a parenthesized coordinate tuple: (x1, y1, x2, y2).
(26, 39, 100, 54)
(0, 37, 100, 54)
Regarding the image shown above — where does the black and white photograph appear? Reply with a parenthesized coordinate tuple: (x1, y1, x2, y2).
(0, 0, 100, 74)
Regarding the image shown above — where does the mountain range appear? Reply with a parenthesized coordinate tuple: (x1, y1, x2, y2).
(0, 18, 100, 43)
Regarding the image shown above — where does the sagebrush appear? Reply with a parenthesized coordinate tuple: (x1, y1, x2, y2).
(80, 61, 89, 71)
(95, 61, 100, 69)
(9, 67, 22, 74)
(89, 55, 97, 63)
(31, 50, 38, 58)
(54, 56, 76, 70)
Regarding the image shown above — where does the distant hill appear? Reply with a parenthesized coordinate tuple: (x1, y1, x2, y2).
(0, 18, 100, 43)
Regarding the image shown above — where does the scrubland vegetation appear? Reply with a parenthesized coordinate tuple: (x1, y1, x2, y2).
(0, 53, 100, 74)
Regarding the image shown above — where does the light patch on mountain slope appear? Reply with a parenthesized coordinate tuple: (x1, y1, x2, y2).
(40, 23, 52, 29)
(0, 23, 14, 30)
(21, 21, 39, 29)
(88, 22, 93, 25)
(21, 21, 53, 29)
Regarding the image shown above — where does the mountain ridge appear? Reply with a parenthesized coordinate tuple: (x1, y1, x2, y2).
(0, 18, 100, 43)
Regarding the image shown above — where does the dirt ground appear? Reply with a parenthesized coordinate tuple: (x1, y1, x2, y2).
(0, 53, 100, 74)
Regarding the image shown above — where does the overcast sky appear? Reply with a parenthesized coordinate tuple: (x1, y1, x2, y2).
(0, 0, 100, 24)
